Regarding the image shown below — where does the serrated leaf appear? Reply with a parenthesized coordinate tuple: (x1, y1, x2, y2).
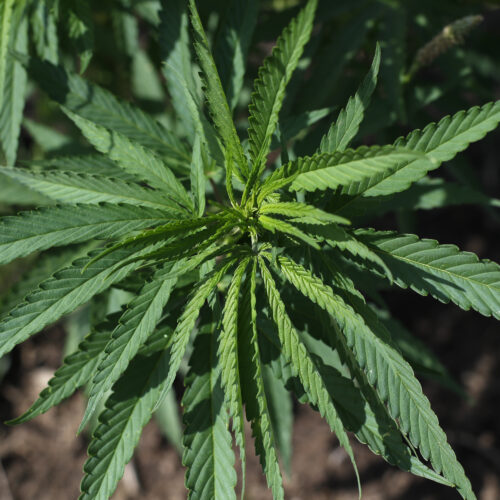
(0, 203, 171, 266)
(355, 229, 500, 320)
(238, 260, 283, 498)
(8, 319, 112, 424)
(218, 258, 249, 491)
(81, 263, 179, 430)
(0, 167, 185, 213)
(258, 257, 360, 491)
(319, 43, 380, 154)
(247, 0, 317, 180)
(276, 255, 475, 499)
(188, 0, 248, 179)
(0, 245, 150, 358)
(336, 101, 500, 215)
(190, 135, 206, 217)
(215, 0, 259, 111)
(30, 0, 59, 64)
(259, 215, 320, 250)
(183, 330, 237, 500)
(260, 202, 350, 226)
(20, 54, 191, 172)
(64, 110, 193, 211)
(80, 350, 172, 500)
(0, 2, 27, 165)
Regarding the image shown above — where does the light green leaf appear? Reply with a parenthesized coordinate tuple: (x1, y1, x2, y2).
(20, 54, 190, 172)
(0, 203, 170, 266)
(259, 257, 360, 491)
(0, 167, 185, 213)
(336, 101, 500, 215)
(319, 43, 380, 154)
(188, 0, 248, 179)
(30, 0, 59, 64)
(0, 2, 27, 165)
(154, 387, 182, 453)
(355, 229, 500, 320)
(183, 330, 237, 500)
(259, 215, 320, 250)
(80, 350, 172, 500)
(260, 202, 350, 226)
(247, 0, 317, 181)
(0, 245, 149, 358)
(65, 110, 193, 211)
(276, 255, 475, 499)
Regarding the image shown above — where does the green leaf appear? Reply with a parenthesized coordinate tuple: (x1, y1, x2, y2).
(81, 263, 179, 431)
(319, 43, 380, 154)
(0, 0, 15, 106)
(260, 202, 350, 226)
(336, 101, 500, 215)
(238, 260, 284, 498)
(80, 350, 172, 500)
(30, 0, 59, 64)
(154, 387, 183, 453)
(8, 319, 112, 424)
(0, 203, 171, 266)
(355, 229, 500, 320)
(0, 245, 149, 358)
(65, 0, 94, 73)
(159, 0, 199, 140)
(188, 0, 248, 179)
(190, 136, 206, 217)
(258, 146, 425, 201)
(65, 110, 193, 211)
(0, 167, 185, 213)
(215, 0, 259, 111)
(276, 255, 475, 499)
(247, 0, 317, 177)
(20, 54, 190, 172)
(0, 2, 27, 165)
(259, 215, 320, 250)
(258, 256, 360, 491)
(218, 258, 249, 491)
(183, 330, 237, 500)
(288, 146, 426, 193)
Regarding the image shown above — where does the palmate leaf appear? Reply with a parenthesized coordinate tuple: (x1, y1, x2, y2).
(8, 319, 112, 425)
(258, 257, 361, 491)
(80, 350, 172, 500)
(247, 0, 317, 180)
(356, 229, 500, 319)
(0, 167, 185, 213)
(238, 260, 284, 498)
(275, 255, 474, 499)
(19, 54, 191, 172)
(319, 44, 381, 154)
(81, 263, 179, 431)
(0, 2, 27, 165)
(0, 245, 150, 358)
(65, 111, 193, 212)
(188, 0, 248, 179)
(335, 101, 500, 215)
(183, 329, 237, 500)
(214, 0, 259, 111)
(218, 259, 249, 490)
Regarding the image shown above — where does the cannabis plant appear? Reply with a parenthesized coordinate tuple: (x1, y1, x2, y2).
(1, 0, 500, 498)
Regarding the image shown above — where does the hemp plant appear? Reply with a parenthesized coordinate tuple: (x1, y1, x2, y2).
(1, 0, 499, 499)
